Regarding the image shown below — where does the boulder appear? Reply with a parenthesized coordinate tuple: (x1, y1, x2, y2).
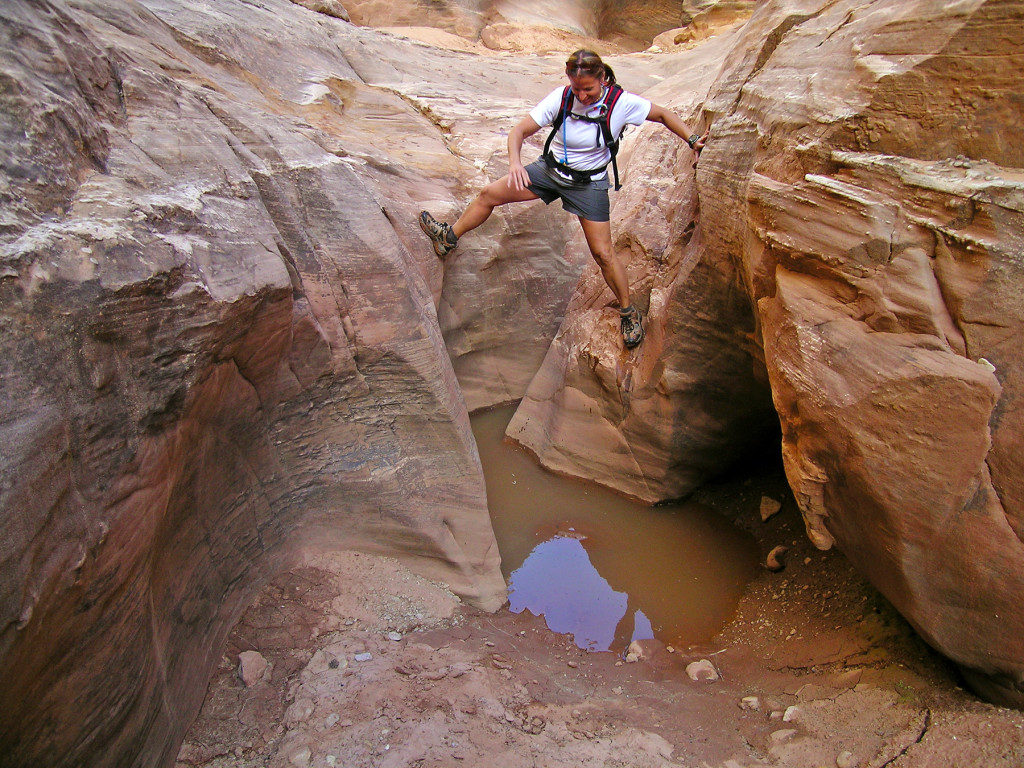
(732, 0, 1024, 706)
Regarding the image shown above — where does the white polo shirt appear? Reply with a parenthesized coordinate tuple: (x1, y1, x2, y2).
(530, 85, 652, 176)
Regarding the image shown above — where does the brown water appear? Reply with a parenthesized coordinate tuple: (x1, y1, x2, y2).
(472, 404, 759, 654)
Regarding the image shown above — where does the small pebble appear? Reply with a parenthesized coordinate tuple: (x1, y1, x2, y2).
(386, 631, 402, 642)
(354, 652, 373, 662)
(740, 696, 760, 711)
(287, 746, 312, 767)
(686, 659, 719, 682)
(760, 495, 782, 521)
(237, 651, 270, 687)
(766, 545, 788, 572)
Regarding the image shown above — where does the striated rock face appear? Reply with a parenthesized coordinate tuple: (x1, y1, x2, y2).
(508, 27, 776, 502)
(345, 0, 730, 52)
(512, 0, 1024, 704)
(0, 1, 532, 765)
(3, 5, 1023, 768)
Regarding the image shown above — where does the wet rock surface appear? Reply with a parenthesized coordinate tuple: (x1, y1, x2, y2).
(178, 470, 1024, 768)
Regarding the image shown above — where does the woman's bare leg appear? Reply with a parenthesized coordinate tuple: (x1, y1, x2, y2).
(578, 216, 629, 308)
(453, 176, 539, 238)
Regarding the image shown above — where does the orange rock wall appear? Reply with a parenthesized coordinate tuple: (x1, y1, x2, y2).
(0, 2, 509, 765)
(511, 0, 1024, 704)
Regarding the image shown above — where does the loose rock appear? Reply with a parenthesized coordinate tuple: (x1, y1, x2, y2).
(237, 650, 270, 687)
(766, 545, 788, 572)
(770, 728, 797, 743)
(686, 659, 719, 681)
(760, 495, 782, 521)
(284, 698, 315, 725)
(287, 745, 312, 767)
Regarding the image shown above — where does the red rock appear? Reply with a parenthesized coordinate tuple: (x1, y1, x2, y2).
(512, 0, 1024, 705)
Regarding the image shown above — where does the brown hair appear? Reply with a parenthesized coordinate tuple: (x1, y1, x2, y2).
(565, 49, 617, 86)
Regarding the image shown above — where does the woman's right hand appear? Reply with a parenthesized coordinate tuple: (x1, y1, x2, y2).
(507, 163, 532, 192)
(506, 117, 542, 191)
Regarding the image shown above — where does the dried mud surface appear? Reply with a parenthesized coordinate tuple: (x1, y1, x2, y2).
(177, 463, 1024, 768)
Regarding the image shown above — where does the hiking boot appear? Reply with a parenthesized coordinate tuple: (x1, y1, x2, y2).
(419, 211, 458, 257)
(620, 304, 644, 349)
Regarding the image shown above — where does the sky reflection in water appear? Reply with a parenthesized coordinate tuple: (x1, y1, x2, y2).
(472, 405, 758, 654)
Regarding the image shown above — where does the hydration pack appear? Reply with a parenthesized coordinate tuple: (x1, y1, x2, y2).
(542, 84, 626, 190)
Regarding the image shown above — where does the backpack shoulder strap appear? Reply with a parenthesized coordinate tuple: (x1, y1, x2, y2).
(542, 86, 574, 158)
(602, 84, 625, 145)
(604, 85, 625, 190)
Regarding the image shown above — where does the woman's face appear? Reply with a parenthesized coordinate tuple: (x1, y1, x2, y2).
(568, 73, 605, 106)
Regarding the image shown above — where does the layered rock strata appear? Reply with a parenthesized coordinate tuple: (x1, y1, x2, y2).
(0, 1, 541, 765)
(511, 0, 1024, 704)
(4, 5, 1024, 768)
(345, 0, 753, 52)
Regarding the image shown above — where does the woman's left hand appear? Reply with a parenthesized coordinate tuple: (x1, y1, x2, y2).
(691, 129, 710, 155)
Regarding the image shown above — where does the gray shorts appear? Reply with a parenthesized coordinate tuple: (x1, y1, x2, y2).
(525, 158, 611, 222)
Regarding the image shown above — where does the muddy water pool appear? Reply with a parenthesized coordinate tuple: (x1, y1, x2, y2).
(471, 404, 759, 654)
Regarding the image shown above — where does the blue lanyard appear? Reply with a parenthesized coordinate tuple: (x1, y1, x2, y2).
(563, 87, 609, 165)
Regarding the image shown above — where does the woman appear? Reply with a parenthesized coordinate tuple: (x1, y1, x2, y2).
(419, 49, 707, 349)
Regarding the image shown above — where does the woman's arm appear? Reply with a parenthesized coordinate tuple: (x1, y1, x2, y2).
(507, 116, 543, 190)
(646, 103, 709, 153)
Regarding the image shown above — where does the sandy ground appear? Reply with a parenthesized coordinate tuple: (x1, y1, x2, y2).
(176, 462, 1024, 768)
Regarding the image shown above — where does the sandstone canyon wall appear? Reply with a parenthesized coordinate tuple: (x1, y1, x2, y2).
(342, 0, 715, 52)
(0, 1, 526, 765)
(511, 0, 1024, 705)
(3, 0, 1024, 765)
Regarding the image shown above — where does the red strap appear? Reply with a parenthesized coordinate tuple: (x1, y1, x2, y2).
(604, 85, 624, 140)
(558, 86, 573, 126)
